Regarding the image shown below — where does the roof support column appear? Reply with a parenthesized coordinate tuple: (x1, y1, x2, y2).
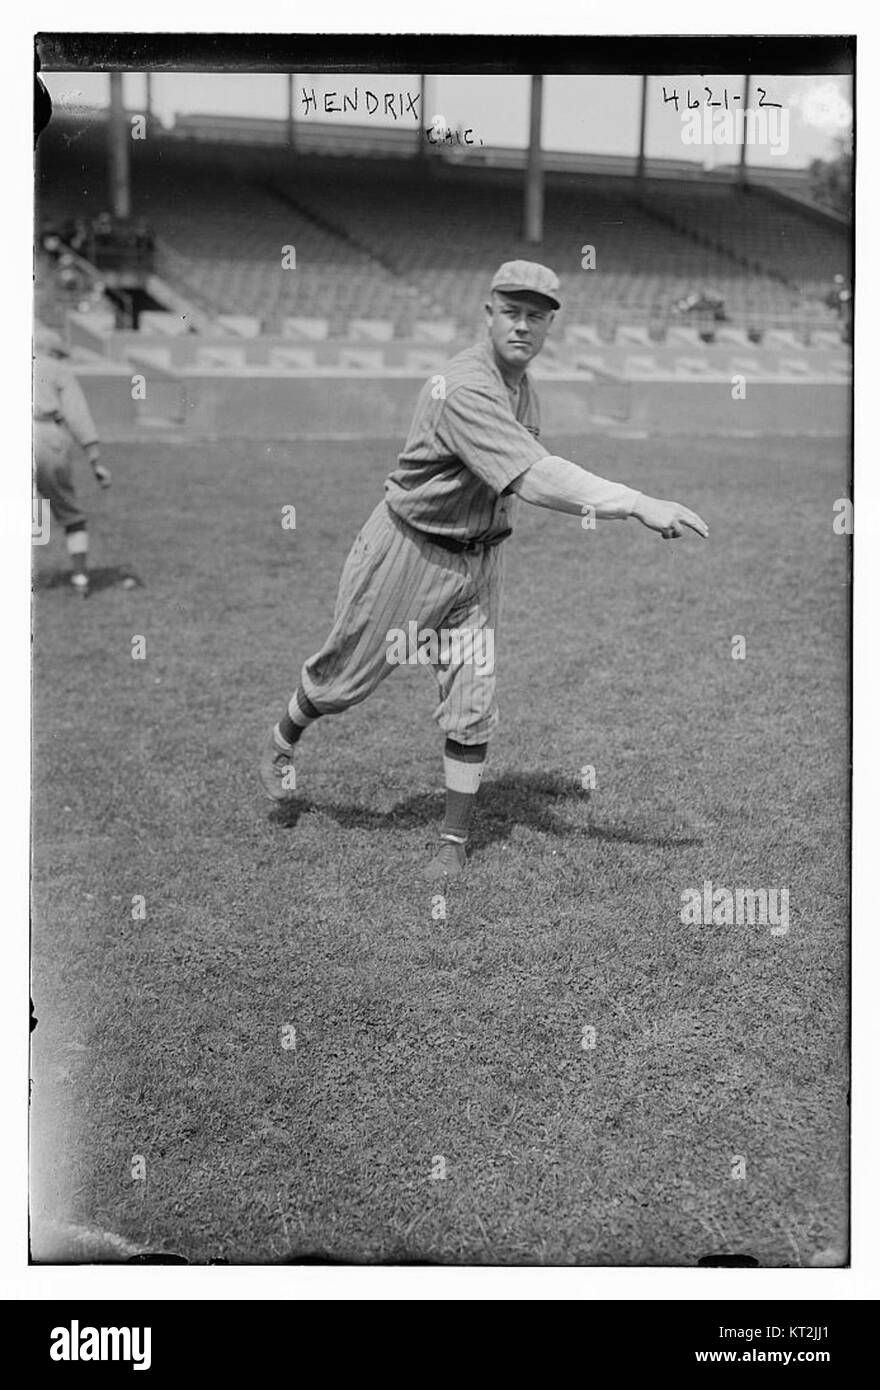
(287, 74, 296, 147)
(637, 74, 648, 182)
(108, 72, 131, 219)
(738, 74, 751, 186)
(524, 73, 544, 244)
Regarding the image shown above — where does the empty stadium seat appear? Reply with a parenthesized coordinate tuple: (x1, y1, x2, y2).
(37, 117, 850, 346)
(217, 315, 262, 338)
(139, 311, 188, 336)
(282, 317, 330, 340)
(413, 320, 458, 343)
(617, 324, 654, 346)
(564, 325, 604, 346)
(349, 318, 395, 342)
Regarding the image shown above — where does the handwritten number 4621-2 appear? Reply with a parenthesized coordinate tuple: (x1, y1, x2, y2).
(662, 85, 782, 111)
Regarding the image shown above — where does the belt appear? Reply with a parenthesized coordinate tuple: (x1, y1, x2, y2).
(420, 526, 512, 555)
(411, 522, 514, 553)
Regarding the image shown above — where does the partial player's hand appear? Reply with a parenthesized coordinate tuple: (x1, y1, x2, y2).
(92, 462, 112, 489)
(632, 495, 708, 539)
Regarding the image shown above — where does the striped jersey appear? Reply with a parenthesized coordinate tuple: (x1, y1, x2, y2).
(385, 339, 548, 543)
(33, 354, 98, 448)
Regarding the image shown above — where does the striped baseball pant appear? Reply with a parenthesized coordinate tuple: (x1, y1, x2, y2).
(34, 421, 86, 529)
(300, 501, 505, 746)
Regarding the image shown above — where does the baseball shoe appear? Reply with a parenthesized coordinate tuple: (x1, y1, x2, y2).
(259, 728, 297, 802)
(424, 838, 467, 881)
(70, 573, 89, 599)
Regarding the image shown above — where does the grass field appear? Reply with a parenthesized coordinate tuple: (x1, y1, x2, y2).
(30, 432, 850, 1266)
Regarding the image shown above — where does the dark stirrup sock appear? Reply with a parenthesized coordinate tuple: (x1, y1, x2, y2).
(277, 686, 322, 748)
(441, 738, 488, 843)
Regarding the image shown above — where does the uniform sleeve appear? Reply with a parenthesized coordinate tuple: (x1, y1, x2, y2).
(438, 384, 548, 493)
(57, 366, 99, 448)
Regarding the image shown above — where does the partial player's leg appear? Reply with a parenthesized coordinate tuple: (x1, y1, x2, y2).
(260, 504, 472, 802)
(63, 521, 89, 596)
(259, 684, 321, 802)
(35, 423, 90, 596)
(424, 543, 504, 879)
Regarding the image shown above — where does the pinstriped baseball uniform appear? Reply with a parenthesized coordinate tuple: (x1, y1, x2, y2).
(387, 340, 547, 539)
(33, 353, 99, 529)
(300, 340, 548, 745)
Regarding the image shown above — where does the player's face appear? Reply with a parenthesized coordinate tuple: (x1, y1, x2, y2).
(485, 292, 555, 372)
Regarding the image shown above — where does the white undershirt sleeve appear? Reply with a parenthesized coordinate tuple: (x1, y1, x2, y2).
(509, 454, 642, 520)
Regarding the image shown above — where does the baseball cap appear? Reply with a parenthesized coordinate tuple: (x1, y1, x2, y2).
(490, 260, 562, 310)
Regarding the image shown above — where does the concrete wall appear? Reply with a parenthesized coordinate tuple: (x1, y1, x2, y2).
(621, 377, 851, 437)
(75, 366, 851, 441)
(66, 316, 849, 376)
(74, 364, 139, 433)
(181, 369, 421, 438)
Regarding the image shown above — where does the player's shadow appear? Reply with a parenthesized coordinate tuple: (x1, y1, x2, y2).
(271, 770, 703, 851)
(33, 565, 142, 594)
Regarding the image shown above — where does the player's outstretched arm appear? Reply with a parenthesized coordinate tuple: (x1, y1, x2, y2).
(509, 454, 708, 538)
(630, 494, 708, 539)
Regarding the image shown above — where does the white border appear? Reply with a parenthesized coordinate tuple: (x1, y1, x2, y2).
(5, 5, 874, 1304)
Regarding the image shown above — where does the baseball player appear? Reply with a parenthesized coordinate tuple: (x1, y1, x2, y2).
(33, 326, 110, 597)
(260, 261, 708, 879)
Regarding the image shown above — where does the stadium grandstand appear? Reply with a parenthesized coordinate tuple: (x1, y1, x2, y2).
(37, 107, 851, 340)
(34, 78, 852, 440)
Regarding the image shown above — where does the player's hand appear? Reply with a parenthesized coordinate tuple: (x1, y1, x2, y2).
(632, 495, 708, 539)
(92, 461, 111, 489)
